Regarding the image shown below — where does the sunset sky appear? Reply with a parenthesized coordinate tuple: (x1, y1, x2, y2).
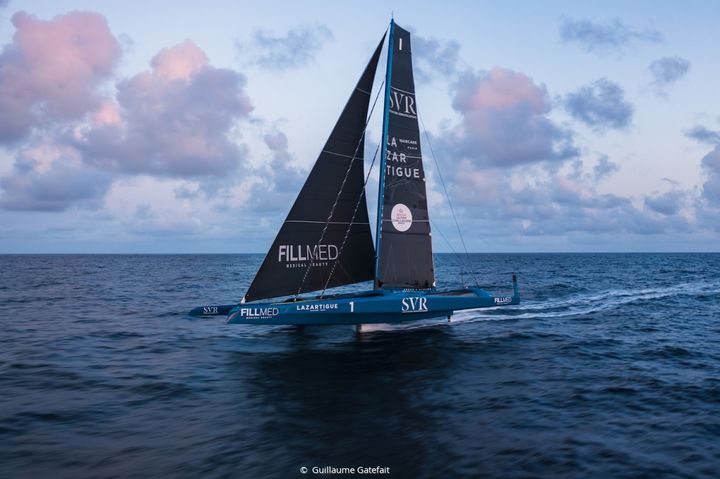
(1, 0, 719, 252)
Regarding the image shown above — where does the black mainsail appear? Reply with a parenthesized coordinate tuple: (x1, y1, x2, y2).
(375, 23, 435, 289)
(244, 35, 385, 302)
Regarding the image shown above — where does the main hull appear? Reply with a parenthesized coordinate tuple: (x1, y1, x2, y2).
(190, 277, 519, 326)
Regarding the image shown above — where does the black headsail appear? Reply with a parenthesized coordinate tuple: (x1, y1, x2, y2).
(244, 34, 385, 302)
(375, 22, 435, 289)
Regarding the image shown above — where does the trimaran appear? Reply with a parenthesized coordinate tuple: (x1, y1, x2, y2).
(190, 20, 519, 328)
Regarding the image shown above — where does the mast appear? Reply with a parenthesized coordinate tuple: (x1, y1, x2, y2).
(374, 19, 395, 289)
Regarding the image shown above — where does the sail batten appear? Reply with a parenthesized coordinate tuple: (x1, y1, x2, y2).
(243, 35, 385, 302)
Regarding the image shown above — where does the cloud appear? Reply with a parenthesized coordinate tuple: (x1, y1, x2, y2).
(244, 129, 305, 212)
(644, 190, 685, 215)
(429, 93, 690, 240)
(699, 146, 720, 207)
(593, 155, 620, 180)
(686, 124, 720, 209)
(648, 56, 690, 87)
(261, 129, 305, 192)
(439, 68, 578, 169)
(0, 14, 256, 213)
(418, 67, 688, 239)
(685, 127, 720, 229)
(0, 11, 121, 143)
(685, 125, 720, 145)
(565, 78, 633, 131)
(559, 17, 663, 53)
(174, 184, 201, 200)
(445, 163, 691, 238)
(75, 40, 253, 178)
(411, 33, 463, 82)
(443, 163, 690, 238)
(0, 139, 112, 211)
(244, 24, 332, 71)
(126, 203, 201, 237)
(0, 0, 10, 8)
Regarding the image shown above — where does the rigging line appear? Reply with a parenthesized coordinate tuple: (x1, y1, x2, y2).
(321, 139, 381, 297)
(418, 113, 480, 287)
(295, 79, 386, 299)
(429, 218, 466, 287)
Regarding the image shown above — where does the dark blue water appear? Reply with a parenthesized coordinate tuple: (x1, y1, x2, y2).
(1, 254, 719, 478)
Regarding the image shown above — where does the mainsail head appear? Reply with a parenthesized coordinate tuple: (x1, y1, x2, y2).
(244, 34, 385, 302)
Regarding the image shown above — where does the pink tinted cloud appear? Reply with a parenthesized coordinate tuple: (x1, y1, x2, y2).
(0, 11, 121, 142)
(436, 67, 687, 236)
(453, 67, 547, 113)
(1, 28, 253, 211)
(151, 40, 209, 80)
(91, 100, 121, 126)
(76, 40, 253, 177)
(443, 68, 577, 169)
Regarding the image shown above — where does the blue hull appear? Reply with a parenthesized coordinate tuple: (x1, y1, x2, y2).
(190, 277, 519, 326)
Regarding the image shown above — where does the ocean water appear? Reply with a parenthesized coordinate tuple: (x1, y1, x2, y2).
(1, 253, 719, 478)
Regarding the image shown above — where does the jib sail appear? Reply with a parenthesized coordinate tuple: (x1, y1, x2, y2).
(244, 34, 385, 302)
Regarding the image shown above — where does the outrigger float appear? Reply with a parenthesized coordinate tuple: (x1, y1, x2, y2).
(190, 19, 519, 328)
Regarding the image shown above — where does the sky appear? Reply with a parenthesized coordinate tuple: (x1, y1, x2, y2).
(0, 0, 719, 253)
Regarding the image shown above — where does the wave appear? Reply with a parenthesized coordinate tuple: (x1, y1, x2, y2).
(451, 280, 720, 325)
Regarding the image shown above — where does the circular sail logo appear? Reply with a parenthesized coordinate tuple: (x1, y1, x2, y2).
(391, 203, 413, 232)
